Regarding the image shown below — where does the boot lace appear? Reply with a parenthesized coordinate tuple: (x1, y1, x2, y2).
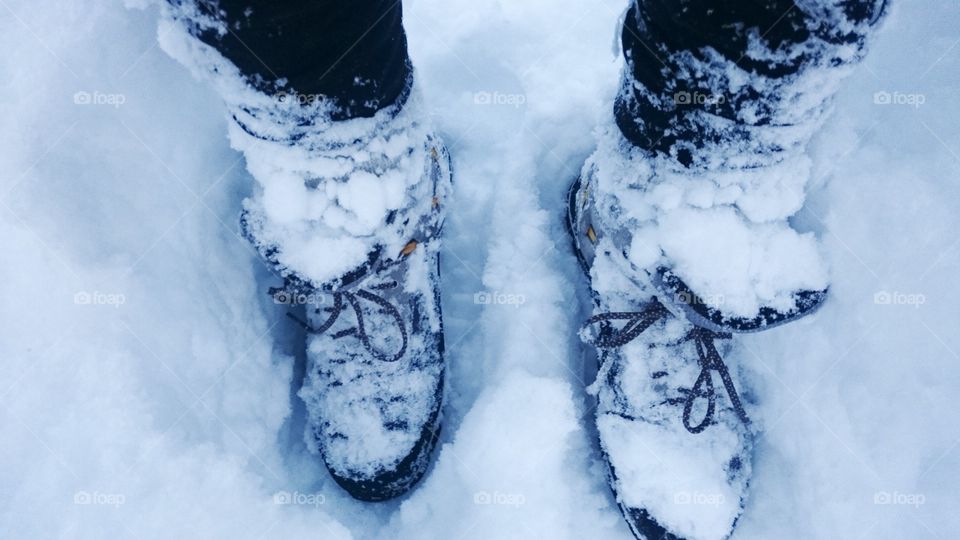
(283, 280, 409, 363)
(581, 302, 750, 434)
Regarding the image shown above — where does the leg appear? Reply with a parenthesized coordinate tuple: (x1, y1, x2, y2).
(169, 0, 411, 119)
(159, 0, 434, 285)
(583, 0, 889, 324)
(159, 0, 451, 502)
(617, 0, 888, 169)
(571, 2, 889, 539)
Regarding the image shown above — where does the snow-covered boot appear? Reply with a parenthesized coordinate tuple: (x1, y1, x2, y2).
(568, 89, 831, 539)
(274, 130, 451, 502)
(568, 151, 828, 537)
(569, 168, 766, 540)
(237, 101, 452, 501)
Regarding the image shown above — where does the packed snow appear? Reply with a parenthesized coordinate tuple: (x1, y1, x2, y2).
(585, 125, 830, 318)
(0, 0, 958, 539)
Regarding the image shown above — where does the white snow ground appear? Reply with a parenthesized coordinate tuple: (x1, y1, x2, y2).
(1, 0, 958, 538)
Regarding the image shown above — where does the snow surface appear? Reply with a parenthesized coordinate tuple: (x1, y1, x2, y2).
(1, 0, 959, 539)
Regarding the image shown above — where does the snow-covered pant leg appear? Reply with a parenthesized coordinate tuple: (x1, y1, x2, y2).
(616, 0, 887, 167)
(159, 0, 442, 290)
(166, 0, 411, 120)
(590, 0, 887, 326)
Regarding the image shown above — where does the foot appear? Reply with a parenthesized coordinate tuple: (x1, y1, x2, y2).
(234, 81, 453, 500)
(283, 137, 450, 502)
(569, 170, 754, 540)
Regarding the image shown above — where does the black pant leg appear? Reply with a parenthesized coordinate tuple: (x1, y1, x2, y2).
(171, 0, 412, 120)
(616, 0, 888, 168)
